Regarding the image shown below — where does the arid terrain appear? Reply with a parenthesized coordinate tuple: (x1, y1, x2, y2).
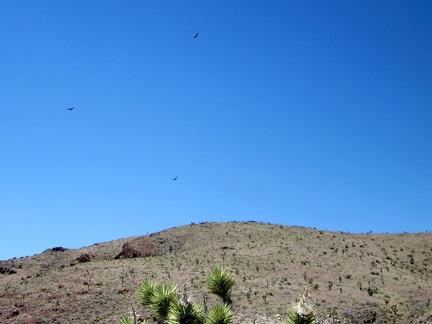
(1, 221, 431, 323)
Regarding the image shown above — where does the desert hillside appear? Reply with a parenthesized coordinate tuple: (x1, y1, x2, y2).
(1, 221, 431, 323)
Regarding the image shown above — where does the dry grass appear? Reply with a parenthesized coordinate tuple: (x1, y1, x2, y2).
(1, 221, 431, 323)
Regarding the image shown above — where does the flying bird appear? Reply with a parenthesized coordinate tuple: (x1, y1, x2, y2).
(194, 32, 199, 39)
(66, 107, 75, 111)
(172, 177, 178, 181)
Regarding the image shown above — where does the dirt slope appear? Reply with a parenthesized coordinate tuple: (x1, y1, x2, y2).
(1, 222, 431, 323)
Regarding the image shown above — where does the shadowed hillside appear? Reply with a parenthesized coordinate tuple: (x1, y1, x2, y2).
(1, 222, 431, 323)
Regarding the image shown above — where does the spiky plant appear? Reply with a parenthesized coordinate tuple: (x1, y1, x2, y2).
(205, 303, 234, 324)
(149, 283, 179, 322)
(166, 284, 205, 324)
(167, 299, 205, 324)
(137, 279, 179, 323)
(283, 286, 317, 324)
(118, 315, 135, 324)
(137, 278, 158, 307)
(121, 266, 237, 324)
(118, 307, 148, 324)
(207, 266, 235, 305)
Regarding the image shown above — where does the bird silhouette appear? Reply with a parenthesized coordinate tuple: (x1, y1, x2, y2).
(194, 32, 199, 39)
(66, 107, 75, 111)
(172, 177, 178, 181)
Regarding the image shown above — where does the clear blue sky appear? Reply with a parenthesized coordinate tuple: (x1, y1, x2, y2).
(1, 1, 431, 260)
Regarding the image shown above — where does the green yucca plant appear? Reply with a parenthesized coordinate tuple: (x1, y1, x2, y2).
(205, 303, 234, 324)
(137, 278, 158, 307)
(207, 266, 235, 305)
(120, 269, 321, 324)
(283, 286, 317, 324)
(118, 314, 135, 324)
(137, 279, 178, 323)
(149, 283, 179, 322)
(166, 284, 205, 324)
(121, 266, 236, 324)
(167, 300, 204, 324)
(117, 307, 148, 324)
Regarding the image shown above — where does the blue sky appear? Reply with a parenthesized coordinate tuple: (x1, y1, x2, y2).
(1, 1, 431, 260)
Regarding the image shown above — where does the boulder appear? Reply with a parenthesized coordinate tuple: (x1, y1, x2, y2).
(115, 237, 158, 259)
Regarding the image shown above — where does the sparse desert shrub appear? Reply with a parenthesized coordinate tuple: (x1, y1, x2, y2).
(340, 309, 357, 321)
(327, 306, 338, 323)
(76, 253, 91, 263)
(0, 267, 16, 275)
(50, 247, 69, 252)
(366, 284, 379, 296)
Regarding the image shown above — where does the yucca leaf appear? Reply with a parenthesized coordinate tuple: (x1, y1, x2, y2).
(167, 300, 205, 324)
(118, 314, 134, 324)
(137, 278, 157, 307)
(207, 266, 235, 305)
(206, 303, 234, 324)
(148, 283, 179, 321)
